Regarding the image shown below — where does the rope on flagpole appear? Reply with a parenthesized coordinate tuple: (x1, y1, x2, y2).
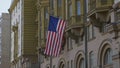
(49, 0, 53, 68)
(83, 0, 88, 68)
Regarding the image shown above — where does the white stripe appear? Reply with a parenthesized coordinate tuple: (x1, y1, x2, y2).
(54, 20, 61, 56)
(55, 20, 64, 56)
(56, 19, 61, 31)
(49, 32, 55, 55)
(44, 19, 66, 56)
(52, 33, 57, 56)
(57, 21, 66, 55)
(47, 32, 52, 55)
(56, 20, 64, 56)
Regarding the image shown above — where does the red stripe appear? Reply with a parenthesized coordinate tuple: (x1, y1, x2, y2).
(55, 20, 63, 56)
(44, 18, 66, 56)
(51, 33, 57, 56)
(52, 20, 62, 56)
(57, 21, 66, 55)
(54, 20, 62, 56)
(49, 32, 56, 55)
(56, 20, 64, 56)
(53, 34, 59, 56)
(48, 32, 53, 55)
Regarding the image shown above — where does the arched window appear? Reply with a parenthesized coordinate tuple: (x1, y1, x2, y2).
(76, 0, 81, 15)
(46, 65, 50, 68)
(99, 44, 113, 68)
(76, 55, 84, 68)
(104, 48, 112, 65)
(79, 58, 84, 68)
(89, 52, 94, 68)
(59, 59, 66, 68)
(59, 61, 65, 68)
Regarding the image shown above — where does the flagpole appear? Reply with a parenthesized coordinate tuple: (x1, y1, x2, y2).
(83, 0, 88, 68)
(49, 0, 53, 68)
(37, 0, 41, 68)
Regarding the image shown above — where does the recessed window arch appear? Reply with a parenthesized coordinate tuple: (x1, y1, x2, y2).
(99, 43, 113, 68)
(59, 61, 65, 68)
(89, 51, 94, 68)
(58, 58, 66, 68)
(46, 64, 50, 68)
(104, 48, 112, 65)
(76, 54, 85, 68)
(79, 58, 84, 68)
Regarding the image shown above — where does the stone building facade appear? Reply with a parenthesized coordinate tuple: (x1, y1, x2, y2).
(9, 0, 38, 68)
(9, 0, 120, 68)
(37, 0, 120, 68)
(0, 13, 11, 68)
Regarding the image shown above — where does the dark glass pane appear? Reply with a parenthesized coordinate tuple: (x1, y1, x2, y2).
(104, 49, 112, 65)
(77, 0, 81, 15)
(69, 4, 72, 18)
(58, 0, 62, 7)
(79, 59, 84, 68)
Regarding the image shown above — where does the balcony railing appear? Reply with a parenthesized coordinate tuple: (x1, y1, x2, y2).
(104, 22, 120, 33)
(103, 64, 113, 68)
(97, 0, 113, 8)
(89, 0, 96, 11)
(66, 15, 83, 30)
(89, 0, 113, 12)
(101, 0, 107, 5)
(116, 12, 120, 21)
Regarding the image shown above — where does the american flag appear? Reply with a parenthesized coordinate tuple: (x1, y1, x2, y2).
(44, 16, 66, 57)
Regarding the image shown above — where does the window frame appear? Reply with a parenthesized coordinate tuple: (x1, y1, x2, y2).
(68, 0, 72, 19)
(67, 37, 72, 51)
(104, 48, 112, 65)
(76, 0, 81, 15)
(89, 51, 94, 68)
(57, 0, 62, 17)
(87, 24, 94, 41)
(79, 58, 85, 68)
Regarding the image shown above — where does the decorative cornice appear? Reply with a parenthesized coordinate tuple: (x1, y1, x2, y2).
(113, 1, 120, 9)
(112, 53, 120, 60)
(12, 25, 18, 32)
(8, 0, 19, 13)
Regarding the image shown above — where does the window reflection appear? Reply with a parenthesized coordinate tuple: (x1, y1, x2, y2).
(104, 48, 112, 65)
(76, 0, 81, 15)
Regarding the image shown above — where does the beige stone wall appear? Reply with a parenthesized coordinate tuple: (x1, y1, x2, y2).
(41, 25, 120, 68)
(40, 0, 120, 68)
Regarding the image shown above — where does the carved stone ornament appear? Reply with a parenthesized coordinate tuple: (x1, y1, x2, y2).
(12, 25, 18, 32)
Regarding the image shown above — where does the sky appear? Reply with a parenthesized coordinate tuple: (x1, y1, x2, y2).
(0, 0, 11, 15)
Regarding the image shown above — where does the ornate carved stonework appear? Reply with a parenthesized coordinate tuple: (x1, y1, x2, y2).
(12, 25, 18, 32)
